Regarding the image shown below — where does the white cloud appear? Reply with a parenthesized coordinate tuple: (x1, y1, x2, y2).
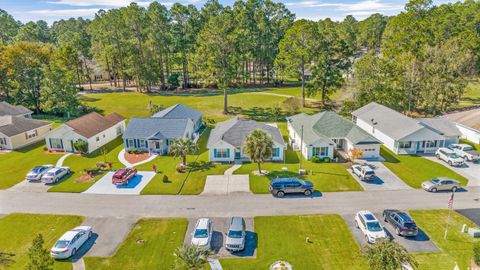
(25, 8, 102, 16)
(285, 0, 403, 12)
(45, 0, 152, 7)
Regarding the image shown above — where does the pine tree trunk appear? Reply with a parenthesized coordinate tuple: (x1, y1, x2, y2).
(223, 89, 228, 114)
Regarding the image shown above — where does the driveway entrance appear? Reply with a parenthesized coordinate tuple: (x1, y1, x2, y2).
(83, 171, 156, 195)
(348, 162, 412, 191)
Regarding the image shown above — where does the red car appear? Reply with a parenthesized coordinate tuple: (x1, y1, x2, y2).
(112, 168, 137, 186)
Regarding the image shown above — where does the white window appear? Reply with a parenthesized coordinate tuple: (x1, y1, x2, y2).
(50, 138, 63, 149)
(398, 141, 412, 149)
(116, 125, 123, 136)
(103, 134, 106, 138)
(215, 149, 229, 158)
(139, 140, 146, 148)
(26, 130, 37, 139)
(0, 137, 6, 145)
(96, 136, 100, 142)
(425, 141, 436, 148)
(128, 139, 134, 148)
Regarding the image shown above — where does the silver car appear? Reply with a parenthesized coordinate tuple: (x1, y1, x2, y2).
(422, 177, 460, 192)
(26, 165, 54, 181)
(225, 217, 246, 252)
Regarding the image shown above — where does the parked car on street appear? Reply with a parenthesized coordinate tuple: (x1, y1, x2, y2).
(351, 165, 376, 181)
(41, 167, 70, 184)
(449, 144, 480, 162)
(269, 178, 314, 197)
(382, 209, 418, 237)
(225, 217, 246, 252)
(435, 148, 465, 167)
(50, 226, 92, 259)
(355, 211, 387, 244)
(422, 177, 460, 192)
(26, 164, 54, 181)
(191, 218, 213, 249)
(112, 168, 137, 186)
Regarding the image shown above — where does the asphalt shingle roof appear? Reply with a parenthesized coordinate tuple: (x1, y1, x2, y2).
(123, 118, 191, 140)
(0, 101, 32, 117)
(64, 112, 125, 139)
(207, 118, 285, 148)
(445, 108, 480, 131)
(152, 104, 202, 121)
(0, 116, 51, 137)
(287, 111, 380, 145)
(419, 118, 461, 137)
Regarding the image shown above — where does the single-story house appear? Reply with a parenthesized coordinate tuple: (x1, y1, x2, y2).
(153, 104, 203, 133)
(207, 117, 286, 162)
(445, 108, 480, 144)
(45, 112, 126, 154)
(123, 118, 194, 154)
(287, 111, 382, 160)
(0, 116, 52, 150)
(0, 101, 32, 118)
(417, 118, 461, 147)
(352, 102, 459, 155)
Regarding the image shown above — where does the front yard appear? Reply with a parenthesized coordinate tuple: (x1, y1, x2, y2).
(381, 147, 468, 188)
(0, 213, 83, 270)
(0, 142, 61, 189)
(84, 218, 187, 269)
(220, 215, 367, 269)
(410, 210, 479, 270)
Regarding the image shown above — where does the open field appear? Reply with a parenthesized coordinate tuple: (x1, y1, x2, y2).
(0, 142, 61, 189)
(457, 80, 480, 108)
(84, 218, 187, 270)
(220, 215, 367, 269)
(48, 138, 125, 193)
(0, 213, 83, 270)
(381, 147, 468, 188)
(410, 210, 479, 270)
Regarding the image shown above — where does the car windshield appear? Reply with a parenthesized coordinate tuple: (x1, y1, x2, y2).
(367, 222, 383, 232)
(46, 172, 55, 176)
(365, 171, 375, 175)
(54, 240, 69, 249)
(31, 167, 43, 173)
(227, 230, 243, 238)
(448, 153, 460, 158)
(194, 229, 208, 238)
(404, 222, 417, 229)
(430, 178, 440, 184)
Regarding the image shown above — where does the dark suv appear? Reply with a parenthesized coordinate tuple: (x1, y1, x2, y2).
(382, 209, 418, 237)
(269, 178, 314, 197)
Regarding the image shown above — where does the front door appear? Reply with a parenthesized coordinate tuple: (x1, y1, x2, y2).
(235, 149, 241, 159)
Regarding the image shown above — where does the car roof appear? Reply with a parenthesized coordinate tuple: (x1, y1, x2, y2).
(195, 218, 210, 229)
(47, 167, 63, 172)
(59, 230, 80, 241)
(439, 147, 454, 153)
(229, 217, 244, 230)
(396, 212, 414, 222)
(436, 177, 457, 182)
(271, 177, 301, 183)
(455, 143, 471, 147)
(358, 211, 378, 221)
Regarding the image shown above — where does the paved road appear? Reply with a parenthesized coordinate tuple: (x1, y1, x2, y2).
(1, 187, 479, 219)
(424, 156, 480, 186)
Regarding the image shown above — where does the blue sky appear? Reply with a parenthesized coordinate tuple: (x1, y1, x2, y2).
(1, 0, 455, 24)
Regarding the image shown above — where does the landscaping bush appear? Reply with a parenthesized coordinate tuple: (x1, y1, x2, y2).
(474, 242, 480, 266)
(84, 167, 100, 175)
(95, 162, 107, 169)
(127, 148, 142, 154)
(323, 157, 331, 163)
(311, 157, 322, 163)
(73, 139, 89, 154)
(162, 175, 169, 183)
(176, 163, 187, 173)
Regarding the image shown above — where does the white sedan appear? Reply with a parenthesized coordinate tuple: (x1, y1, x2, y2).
(51, 226, 93, 259)
(191, 218, 213, 249)
(41, 167, 70, 184)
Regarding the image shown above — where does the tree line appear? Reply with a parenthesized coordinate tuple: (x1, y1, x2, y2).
(0, 0, 479, 116)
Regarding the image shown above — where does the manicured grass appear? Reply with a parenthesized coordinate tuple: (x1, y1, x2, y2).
(264, 86, 346, 101)
(140, 128, 231, 195)
(0, 213, 83, 270)
(381, 147, 469, 188)
(457, 80, 480, 108)
(0, 142, 61, 189)
(409, 210, 479, 270)
(220, 215, 367, 269)
(48, 138, 125, 193)
(84, 218, 188, 270)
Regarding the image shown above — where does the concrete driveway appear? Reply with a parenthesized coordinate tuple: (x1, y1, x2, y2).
(83, 171, 156, 195)
(183, 217, 256, 258)
(342, 213, 438, 252)
(202, 175, 250, 195)
(423, 156, 480, 186)
(9, 181, 52, 192)
(348, 162, 411, 191)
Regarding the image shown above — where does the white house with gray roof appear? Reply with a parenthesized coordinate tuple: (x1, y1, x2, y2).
(207, 118, 285, 162)
(123, 104, 201, 154)
(287, 111, 382, 160)
(352, 102, 460, 155)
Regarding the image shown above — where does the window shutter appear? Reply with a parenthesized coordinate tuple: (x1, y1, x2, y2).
(49, 138, 52, 148)
(226, 148, 230, 157)
(125, 139, 129, 148)
(214, 149, 217, 158)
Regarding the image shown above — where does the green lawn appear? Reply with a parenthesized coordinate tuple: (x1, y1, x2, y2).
(457, 80, 480, 108)
(84, 218, 187, 270)
(140, 128, 231, 195)
(410, 210, 479, 270)
(220, 215, 367, 269)
(381, 147, 468, 188)
(0, 142, 61, 189)
(0, 213, 83, 270)
(48, 138, 125, 193)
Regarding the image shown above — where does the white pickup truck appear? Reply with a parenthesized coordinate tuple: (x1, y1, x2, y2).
(450, 144, 480, 162)
(351, 165, 376, 181)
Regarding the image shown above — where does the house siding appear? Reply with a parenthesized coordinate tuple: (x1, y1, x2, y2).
(456, 124, 480, 144)
(8, 124, 52, 150)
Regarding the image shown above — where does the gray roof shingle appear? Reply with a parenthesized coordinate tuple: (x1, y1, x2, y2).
(123, 118, 191, 140)
(0, 101, 32, 117)
(287, 111, 380, 145)
(207, 118, 285, 148)
(419, 118, 461, 137)
(152, 104, 202, 122)
(0, 116, 51, 137)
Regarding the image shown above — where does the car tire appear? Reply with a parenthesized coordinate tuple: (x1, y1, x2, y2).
(365, 235, 370, 243)
(452, 186, 457, 192)
(431, 188, 437, 193)
(448, 161, 452, 166)
(436, 154, 440, 159)
(276, 191, 285, 198)
(71, 248, 76, 258)
(304, 189, 312, 196)
(355, 220, 359, 229)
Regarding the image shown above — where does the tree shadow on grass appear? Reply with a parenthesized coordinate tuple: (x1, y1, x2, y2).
(228, 106, 291, 122)
(187, 161, 216, 172)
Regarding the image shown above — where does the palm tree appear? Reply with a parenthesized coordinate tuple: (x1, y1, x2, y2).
(362, 238, 418, 270)
(174, 244, 212, 270)
(169, 138, 198, 166)
(243, 129, 274, 174)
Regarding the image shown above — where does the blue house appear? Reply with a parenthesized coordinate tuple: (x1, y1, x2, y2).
(152, 104, 203, 132)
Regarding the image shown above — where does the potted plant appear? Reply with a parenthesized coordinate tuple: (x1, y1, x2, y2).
(270, 261, 293, 270)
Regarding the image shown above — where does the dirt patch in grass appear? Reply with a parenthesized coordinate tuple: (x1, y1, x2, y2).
(75, 172, 103, 183)
(125, 152, 150, 164)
